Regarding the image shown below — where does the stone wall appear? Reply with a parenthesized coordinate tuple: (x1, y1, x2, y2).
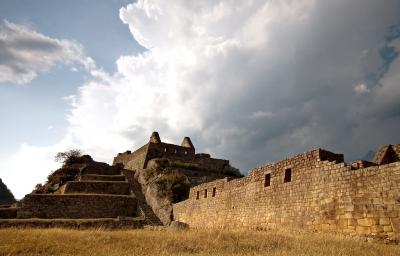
(193, 156, 229, 171)
(63, 181, 130, 195)
(174, 147, 400, 238)
(0, 207, 17, 218)
(18, 194, 137, 219)
(0, 218, 145, 229)
(112, 133, 229, 173)
(145, 142, 196, 164)
(113, 144, 149, 170)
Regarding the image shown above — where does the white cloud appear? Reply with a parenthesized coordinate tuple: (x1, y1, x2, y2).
(354, 83, 370, 95)
(2, 0, 400, 198)
(0, 19, 97, 85)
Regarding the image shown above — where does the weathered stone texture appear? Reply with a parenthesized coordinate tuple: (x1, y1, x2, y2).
(64, 181, 130, 195)
(0, 207, 17, 218)
(18, 194, 137, 219)
(174, 146, 400, 238)
(0, 218, 145, 229)
(113, 132, 229, 171)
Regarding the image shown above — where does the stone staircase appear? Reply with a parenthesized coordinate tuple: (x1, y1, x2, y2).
(0, 165, 165, 227)
(16, 168, 138, 219)
(128, 174, 163, 226)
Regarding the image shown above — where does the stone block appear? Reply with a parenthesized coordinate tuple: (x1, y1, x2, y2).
(383, 225, 393, 232)
(356, 226, 371, 234)
(379, 218, 390, 225)
(390, 218, 400, 232)
(370, 225, 384, 234)
(357, 218, 373, 227)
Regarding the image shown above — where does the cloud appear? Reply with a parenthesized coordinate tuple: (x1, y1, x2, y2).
(2, 0, 400, 198)
(0, 19, 96, 85)
(354, 84, 370, 95)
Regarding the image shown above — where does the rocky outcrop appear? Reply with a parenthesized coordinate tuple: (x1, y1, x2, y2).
(133, 168, 176, 225)
(130, 158, 241, 226)
(0, 178, 16, 206)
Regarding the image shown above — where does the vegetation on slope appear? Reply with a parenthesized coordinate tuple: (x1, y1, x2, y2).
(168, 159, 243, 178)
(34, 150, 115, 194)
(0, 228, 399, 256)
(0, 178, 16, 205)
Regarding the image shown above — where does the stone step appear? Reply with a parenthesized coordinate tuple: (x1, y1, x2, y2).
(0, 217, 145, 229)
(81, 165, 121, 175)
(0, 207, 18, 219)
(64, 181, 130, 195)
(80, 174, 126, 182)
(17, 194, 137, 219)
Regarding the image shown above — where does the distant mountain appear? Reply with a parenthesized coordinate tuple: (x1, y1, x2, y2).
(362, 150, 376, 161)
(0, 178, 16, 205)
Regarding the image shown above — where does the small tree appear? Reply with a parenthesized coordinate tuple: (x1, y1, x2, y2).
(55, 149, 83, 166)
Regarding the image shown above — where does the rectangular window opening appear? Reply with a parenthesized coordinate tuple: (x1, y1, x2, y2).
(264, 173, 271, 187)
(284, 168, 292, 183)
(212, 187, 216, 197)
(196, 191, 200, 200)
(204, 189, 208, 198)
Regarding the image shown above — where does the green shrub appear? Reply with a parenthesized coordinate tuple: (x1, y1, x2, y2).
(220, 165, 243, 177)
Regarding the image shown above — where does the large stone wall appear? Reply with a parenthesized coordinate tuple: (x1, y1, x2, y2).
(146, 142, 195, 162)
(113, 144, 149, 170)
(113, 142, 196, 170)
(113, 135, 226, 172)
(193, 156, 229, 171)
(18, 194, 137, 219)
(174, 147, 400, 237)
(64, 181, 130, 195)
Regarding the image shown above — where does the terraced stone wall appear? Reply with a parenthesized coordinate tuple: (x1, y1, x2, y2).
(63, 181, 130, 195)
(174, 148, 400, 237)
(18, 194, 137, 219)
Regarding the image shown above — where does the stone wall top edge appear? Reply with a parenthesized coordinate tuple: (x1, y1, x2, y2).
(190, 177, 232, 189)
(27, 194, 136, 198)
(247, 147, 339, 170)
(117, 143, 149, 156)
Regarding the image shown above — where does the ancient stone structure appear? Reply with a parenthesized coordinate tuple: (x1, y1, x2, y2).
(17, 162, 137, 219)
(113, 132, 237, 225)
(0, 132, 234, 229)
(113, 132, 229, 172)
(174, 144, 400, 238)
(2, 130, 399, 237)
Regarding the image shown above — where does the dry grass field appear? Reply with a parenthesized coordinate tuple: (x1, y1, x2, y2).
(0, 228, 399, 256)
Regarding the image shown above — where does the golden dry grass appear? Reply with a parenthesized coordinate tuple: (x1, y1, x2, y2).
(0, 228, 399, 256)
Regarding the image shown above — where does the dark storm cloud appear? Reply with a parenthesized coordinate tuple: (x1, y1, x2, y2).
(68, 0, 400, 175)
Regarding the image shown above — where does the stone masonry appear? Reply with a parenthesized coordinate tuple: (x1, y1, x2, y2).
(113, 132, 229, 171)
(4, 160, 138, 220)
(174, 144, 400, 238)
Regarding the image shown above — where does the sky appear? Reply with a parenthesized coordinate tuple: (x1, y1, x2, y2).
(0, 0, 400, 198)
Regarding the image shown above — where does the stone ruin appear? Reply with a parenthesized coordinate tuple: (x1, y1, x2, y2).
(1, 133, 400, 240)
(174, 144, 400, 240)
(0, 132, 238, 228)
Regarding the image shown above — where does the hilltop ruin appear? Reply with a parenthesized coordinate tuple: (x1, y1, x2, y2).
(1, 133, 400, 240)
(0, 132, 239, 227)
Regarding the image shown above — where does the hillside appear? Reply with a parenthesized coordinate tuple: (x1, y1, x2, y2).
(0, 178, 16, 205)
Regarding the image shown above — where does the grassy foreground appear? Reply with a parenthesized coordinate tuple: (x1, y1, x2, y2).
(0, 228, 399, 256)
